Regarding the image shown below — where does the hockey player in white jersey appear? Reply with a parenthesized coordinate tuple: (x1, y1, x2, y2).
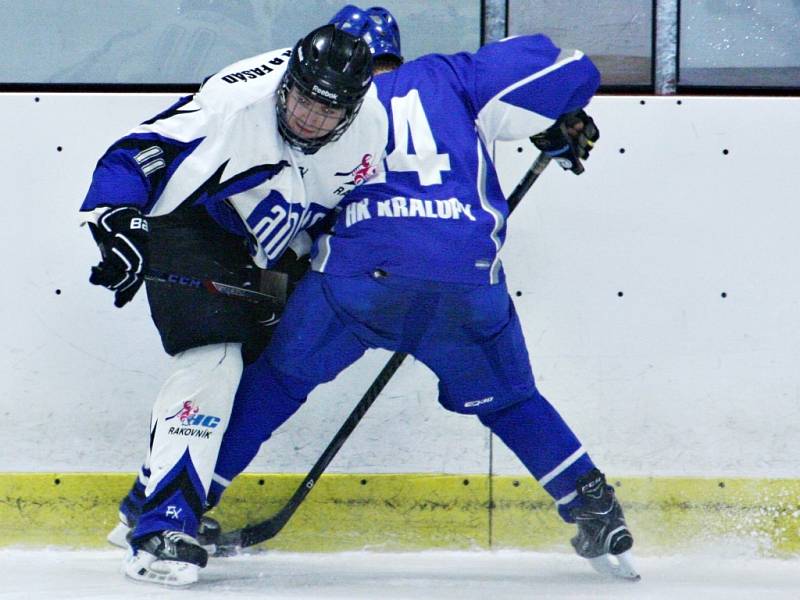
(101, 8, 405, 573)
(80, 24, 387, 585)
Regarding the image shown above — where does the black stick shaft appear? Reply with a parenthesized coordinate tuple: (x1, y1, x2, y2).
(145, 268, 278, 305)
(217, 151, 551, 552)
(507, 153, 551, 213)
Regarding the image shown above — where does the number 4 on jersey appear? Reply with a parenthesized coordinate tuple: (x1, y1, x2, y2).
(385, 90, 451, 186)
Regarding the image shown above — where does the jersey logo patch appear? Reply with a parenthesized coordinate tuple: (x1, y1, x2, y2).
(166, 400, 199, 425)
(335, 154, 377, 186)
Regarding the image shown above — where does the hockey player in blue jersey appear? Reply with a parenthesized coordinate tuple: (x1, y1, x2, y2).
(81, 24, 386, 585)
(211, 34, 639, 580)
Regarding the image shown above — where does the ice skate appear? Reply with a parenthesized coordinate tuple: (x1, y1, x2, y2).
(124, 530, 208, 586)
(106, 510, 135, 549)
(106, 476, 147, 549)
(570, 469, 640, 581)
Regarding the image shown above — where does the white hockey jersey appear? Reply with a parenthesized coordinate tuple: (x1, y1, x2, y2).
(80, 47, 388, 268)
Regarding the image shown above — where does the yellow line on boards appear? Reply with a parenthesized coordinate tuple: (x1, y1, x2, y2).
(0, 473, 797, 554)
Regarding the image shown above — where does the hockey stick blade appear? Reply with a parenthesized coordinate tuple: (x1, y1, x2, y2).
(214, 151, 551, 554)
(145, 268, 279, 305)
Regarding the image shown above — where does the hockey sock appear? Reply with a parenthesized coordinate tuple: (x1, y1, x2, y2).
(479, 392, 596, 522)
(212, 357, 310, 490)
(135, 343, 242, 539)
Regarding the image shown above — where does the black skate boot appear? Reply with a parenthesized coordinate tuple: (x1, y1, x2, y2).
(124, 530, 209, 586)
(570, 468, 640, 580)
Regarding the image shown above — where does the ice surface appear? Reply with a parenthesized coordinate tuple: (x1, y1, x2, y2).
(1, 548, 797, 599)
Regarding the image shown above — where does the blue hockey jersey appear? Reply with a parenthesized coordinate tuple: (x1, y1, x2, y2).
(311, 35, 600, 284)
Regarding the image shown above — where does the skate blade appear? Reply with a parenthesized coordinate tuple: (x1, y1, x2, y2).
(106, 520, 132, 549)
(587, 550, 641, 581)
(123, 551, 199, 586)
(211, 530, 245, 557)
(211, 542, 243, 557)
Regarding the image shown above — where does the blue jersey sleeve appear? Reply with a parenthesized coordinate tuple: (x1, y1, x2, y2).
(81, 143, 151, 212)
(473, 35, 600, 116)
(312, 35, 601, 286)
(462, 35, 601, 143)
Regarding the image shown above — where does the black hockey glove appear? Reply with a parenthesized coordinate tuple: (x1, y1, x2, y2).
(247, 248, 310, 332)
(272, 247, 310, 295)
(531, 109, 599, 174)
(88, 206, 150, 308)
(241, 250, 309, 365)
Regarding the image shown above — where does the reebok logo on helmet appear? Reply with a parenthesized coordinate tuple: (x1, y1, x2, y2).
(312, 85, 338, 100)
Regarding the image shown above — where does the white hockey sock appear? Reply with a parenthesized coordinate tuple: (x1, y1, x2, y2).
(145, 343, 243, 501)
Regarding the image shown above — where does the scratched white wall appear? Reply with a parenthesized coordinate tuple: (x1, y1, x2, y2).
(2, 94, 799, 479)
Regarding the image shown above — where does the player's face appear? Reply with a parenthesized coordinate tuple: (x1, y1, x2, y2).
(284, 86, 346, 140)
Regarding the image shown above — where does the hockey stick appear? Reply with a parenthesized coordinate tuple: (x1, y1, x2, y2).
(507, 151, 552, 212)
(214, 150, 552, 554)
(214, 350, 408, 553)
(145, 268, 280, 305)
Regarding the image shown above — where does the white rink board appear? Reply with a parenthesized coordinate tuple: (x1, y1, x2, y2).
(2, 94, 799, 478)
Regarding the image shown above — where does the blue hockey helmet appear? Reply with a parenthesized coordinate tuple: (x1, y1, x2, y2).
(328, 5, 402, 64)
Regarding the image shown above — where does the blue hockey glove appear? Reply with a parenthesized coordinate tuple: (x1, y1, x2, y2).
(88, 206, 150, 308)
(531, 109, 599, 174)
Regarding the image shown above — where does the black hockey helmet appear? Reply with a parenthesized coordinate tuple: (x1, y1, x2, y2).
(277, 24, 373, 153)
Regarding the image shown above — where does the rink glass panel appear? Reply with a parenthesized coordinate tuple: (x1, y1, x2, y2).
(507, 0, 654, 87)
(679, 0, 800, 88)
(0, 0, 479, 84)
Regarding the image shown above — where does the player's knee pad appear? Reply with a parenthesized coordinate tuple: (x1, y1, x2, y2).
(476, 388, 546, 427)
(151, 343, 243, 421)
